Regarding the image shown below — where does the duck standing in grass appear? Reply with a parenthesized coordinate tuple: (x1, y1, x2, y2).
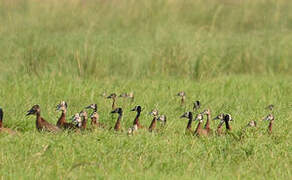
(26, 105, 61, 133)
(85, 104, 105, 128)
(223, 114, 233, 132)
(180, 111, 194, 134)
(79, 110, 88, 130)
(202, 108, 213, 135)
(193, 113, 208, 137)
(247, 120, 257, 127)
(213, 113, 225, 136)
(56, 101, 75, 129)
(111, 108, 123, 131)
(177, 91, 186, 106)
(119, 92, 134, 102)
(158, 114, 167, 127)
(193, 100, 201, 112)
(0, 107, 17, 134)
(149, 109, 159, 132)
(107, 93, 117, 110)
(262, 114, 275, 134)
(131, 105, 143, 129)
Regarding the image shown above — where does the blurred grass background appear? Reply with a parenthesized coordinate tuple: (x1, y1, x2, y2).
(0, 0, 291, 81)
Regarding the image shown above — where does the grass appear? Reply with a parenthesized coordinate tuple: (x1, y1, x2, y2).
(0, 0, 291, 179)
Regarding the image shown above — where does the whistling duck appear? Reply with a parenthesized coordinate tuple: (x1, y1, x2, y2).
(119, 92, 134, 102)
(158, 115, 167, 126)
(111, 108, 123, 131)
(193, 100, 201, 112)
(247, 120, 257, 127)
(193, 113, 208, 137)
(266, 104, 274, 111)
(107, 93, 117, 110)
(202, 108, 213, 134)
(85, 104, 104, 128)
(149, 109, 159, 132)
(0, 108, 17, 134)
(262, 114, 274, 134)
(213, 113, 225, 135)
(177, 91, 186, 106)
(26, 105, 61, 133)
(180, 112, 194, 134)
(223, 114, 233, 131)
(131, 105, 143, 129)
(79, 110, 88, 130)
(127, 124, 138, 135)
(56, 101, 75, 129)
(72, 113, 82, 128)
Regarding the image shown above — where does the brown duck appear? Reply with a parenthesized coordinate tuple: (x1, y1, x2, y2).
(149, 109, 159, 132)
(180, 111, 194, 134)
(56, 101, 75, 129)
(111, 108, 123, 131)
(131, 105, 143, 129)
(26, 105, 61, 133)
(262, 114, 274, 134)
(193, 113, 208, 137)
(107, 93, 117, 110)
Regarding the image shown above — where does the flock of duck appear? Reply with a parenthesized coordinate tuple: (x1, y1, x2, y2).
(0, 92, 275, 136)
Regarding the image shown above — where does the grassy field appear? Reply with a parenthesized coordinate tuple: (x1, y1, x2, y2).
(0, 0, 291, 179)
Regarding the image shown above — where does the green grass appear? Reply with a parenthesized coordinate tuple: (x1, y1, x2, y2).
(0, 0, 291, 179)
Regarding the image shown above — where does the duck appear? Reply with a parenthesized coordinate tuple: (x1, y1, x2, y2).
(193, 100, 201, 112)
(127, 124, 138, 136)
(26, 105, 61, 133)
(111, 108, 123, 131)
(180, 111, 194, 134)
(72, 113, 82, 128)
(119, 92, 134, 102)
(262, 114, 274, 134)
(193, 113, 208, 137)
(177, 91, 186, 106)
(213, 113, 225, 136)
(79, 110, 88, 130)
(158, 114, 167, 127)
(107, 93, 117, 110)
(0, 108, 17, 134)
(223, 114, 233, 132)
(85, 104, 105, 128)
(247, 120, 257, 127)
(131, 105, 143, 129)
(56, 101, 75, 129)
(202, 108, 213, 134)
(266, 104, 274, 111)
(149, 109, 159, 132)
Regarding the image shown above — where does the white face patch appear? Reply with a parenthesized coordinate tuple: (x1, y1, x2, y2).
(195, 113, 203, 121)
(263, 114, 274, 121)
(72, 113, 82, 127)
(150, 109, 159, 116)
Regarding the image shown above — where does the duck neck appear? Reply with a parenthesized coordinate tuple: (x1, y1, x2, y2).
(112, 98, 116, 110)
(81, 116, 87, 129)
(91, 117, 98, 126)
(149, 116, 158, 132)
(181, 96, 185, 105)
(36, 112, 42, 129)
(195, 120, 202, 134)
(57, 110, 66, 126)
(114, 113, 122, 130)
(204, 113, 211, 130)
(217, 121, 224, 134)
(186, 113, 193, 130)
(225, 120, 232, 131)
(133, 111, 141, 126)
(268, 120, 273, 133)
